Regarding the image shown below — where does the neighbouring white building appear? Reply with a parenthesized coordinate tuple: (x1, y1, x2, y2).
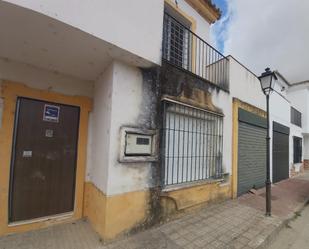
(0, 0, 307, 241)
(286, 81, 309, 170)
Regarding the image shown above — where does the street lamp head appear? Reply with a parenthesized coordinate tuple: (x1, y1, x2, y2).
(258, 68, 277, 95)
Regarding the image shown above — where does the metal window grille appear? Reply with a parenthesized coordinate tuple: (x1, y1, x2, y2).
(293, 136, 302, 163)
(162, 12, 229, 88)
(291, 107, 302, 127)
(161, 100, 224, 187)
(163, 14, 191, 70)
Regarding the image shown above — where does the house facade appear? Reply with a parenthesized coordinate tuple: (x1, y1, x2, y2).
(286, 81, 309, 171)
(0, 0, 306, 241)
(269, 73, 304, 179)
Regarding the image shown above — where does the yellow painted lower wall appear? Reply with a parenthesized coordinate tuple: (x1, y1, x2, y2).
(83, 182, 150, 240)
(83, 182, 108, 238)
(161, 181, 230, 216)
(84, 180, 231, 240)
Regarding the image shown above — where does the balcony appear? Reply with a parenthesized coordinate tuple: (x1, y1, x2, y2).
(162, 12, 229, 90)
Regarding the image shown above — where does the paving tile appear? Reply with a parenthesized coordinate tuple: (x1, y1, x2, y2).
(0, 198, 287, 249)
(168, 232, 182, 240)
(175, 237, 190, 247)
(230, 241, 245, 249)
(183, 244, 196, 249)
(247, 235, 265, 249)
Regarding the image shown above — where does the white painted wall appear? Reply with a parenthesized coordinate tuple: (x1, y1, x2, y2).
(80, 53, 309, 199)
(270, 87, 290, 127)
(287, 87, 309, 133)
(227, 57, 306, 180)
(211, 89, 232, 175)
(0, 0, 222, 197)
(86, 64, 114, 193)
(228, 57, 266, 111)
(268, 77, 305, 176)
(4, 0, 164, 66)
(287, 86, 309, 160)
(0, 58, 93, 97)
(106, 61, 154, 195)
(289, 124, 304, 172)
(87, 60, 156, 195)
(94, 58, 232, 195)
(211, 57, 266, 177)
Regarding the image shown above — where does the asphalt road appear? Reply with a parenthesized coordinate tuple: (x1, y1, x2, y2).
(267, 204, 309, 249)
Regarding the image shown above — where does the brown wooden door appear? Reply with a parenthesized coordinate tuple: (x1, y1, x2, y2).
(9, 97, 80, 222)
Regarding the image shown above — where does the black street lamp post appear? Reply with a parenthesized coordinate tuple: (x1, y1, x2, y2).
(258, 68, 277, 216)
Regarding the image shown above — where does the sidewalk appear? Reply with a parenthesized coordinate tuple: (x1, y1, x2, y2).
(238, 171, 309, 219)
(104, 201, 282, 249)
(1, 172, 309, 249)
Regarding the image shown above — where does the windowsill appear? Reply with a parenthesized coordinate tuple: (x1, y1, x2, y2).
(162, 178, 225, 193)
(291, 122, 302, 128)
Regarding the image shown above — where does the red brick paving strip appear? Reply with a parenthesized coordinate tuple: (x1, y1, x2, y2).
(238, 176, 309, 218)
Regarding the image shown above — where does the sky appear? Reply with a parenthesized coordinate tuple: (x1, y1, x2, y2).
(210, 0, 309, 83)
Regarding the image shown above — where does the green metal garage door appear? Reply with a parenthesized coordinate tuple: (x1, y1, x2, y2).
(272, 122, 289, 183)
(238, 109, 267, 196)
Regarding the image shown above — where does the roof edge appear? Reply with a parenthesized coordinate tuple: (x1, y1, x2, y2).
(274, 70, 291, 86)
(289, 80, 309, 87)
(185, 0, 221, 24)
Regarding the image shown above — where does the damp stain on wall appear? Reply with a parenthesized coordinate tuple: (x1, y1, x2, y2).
(160, 61, 226, 114)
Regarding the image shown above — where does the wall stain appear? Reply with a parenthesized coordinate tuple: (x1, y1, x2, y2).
(160, 61, 225, 114)
(121, 61, 229, 237)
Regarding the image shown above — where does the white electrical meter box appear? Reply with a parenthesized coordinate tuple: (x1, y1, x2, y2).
(119, 126, 157, 163)
(125, 133, 152, 156)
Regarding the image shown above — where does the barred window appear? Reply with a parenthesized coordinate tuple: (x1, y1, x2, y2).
(162, 12, 191, 70)
(291, 107, 302, 127)
(293, 136, 302, 163)
(161, 100, 223, 187)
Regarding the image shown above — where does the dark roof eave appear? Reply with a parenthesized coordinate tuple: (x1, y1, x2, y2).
(203, 0, 222, 20)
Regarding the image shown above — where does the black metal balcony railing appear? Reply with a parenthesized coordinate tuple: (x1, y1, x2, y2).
(162, 12, 229, 88)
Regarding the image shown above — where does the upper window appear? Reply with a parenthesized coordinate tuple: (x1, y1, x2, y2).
(167, 18, 190, 69)
(163, 5, 192, 70)
(293, 136, 302, 163)
(291, 107, 302, 127)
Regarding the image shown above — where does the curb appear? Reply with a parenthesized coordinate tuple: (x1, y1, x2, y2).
(257, 199, 309, 249)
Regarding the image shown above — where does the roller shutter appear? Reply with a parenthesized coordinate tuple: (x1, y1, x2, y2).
(272, 122, 289, 183)
(237, 109, 267, 196)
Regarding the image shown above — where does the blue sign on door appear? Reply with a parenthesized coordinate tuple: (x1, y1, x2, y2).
(43, 104, 60, 122)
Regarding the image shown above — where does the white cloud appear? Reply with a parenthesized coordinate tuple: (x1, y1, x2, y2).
(220, 0, 309, 83)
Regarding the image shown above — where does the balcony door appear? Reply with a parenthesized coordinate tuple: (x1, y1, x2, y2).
(163, 12, 192, 70)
